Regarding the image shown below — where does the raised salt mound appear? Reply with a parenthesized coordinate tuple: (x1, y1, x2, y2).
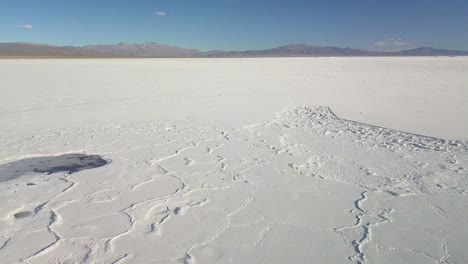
(275, 106, 467, 153)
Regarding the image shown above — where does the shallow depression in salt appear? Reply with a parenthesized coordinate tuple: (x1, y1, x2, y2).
(0, 58, 467, 264)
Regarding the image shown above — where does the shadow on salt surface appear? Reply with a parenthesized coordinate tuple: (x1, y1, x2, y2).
(0, 154, 110, 182)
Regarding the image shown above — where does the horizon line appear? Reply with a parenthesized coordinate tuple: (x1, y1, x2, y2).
(2, 41, 468, 53)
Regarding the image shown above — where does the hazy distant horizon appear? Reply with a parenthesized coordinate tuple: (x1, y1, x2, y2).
(2, 41, 468, 54)
(2, 41, 468, 58)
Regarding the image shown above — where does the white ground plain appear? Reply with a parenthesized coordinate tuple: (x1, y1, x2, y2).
(0, 58, 467, 263)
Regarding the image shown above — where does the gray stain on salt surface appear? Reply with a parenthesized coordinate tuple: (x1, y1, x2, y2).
(13, 211, 32, 219)
(0, 154, 110, 182)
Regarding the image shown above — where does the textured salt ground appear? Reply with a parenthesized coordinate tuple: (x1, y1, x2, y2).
(0, 107, 467, 264)
(1, 58, 467, 141)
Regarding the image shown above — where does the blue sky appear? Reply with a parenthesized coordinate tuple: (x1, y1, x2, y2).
(0, 0, 467, 51)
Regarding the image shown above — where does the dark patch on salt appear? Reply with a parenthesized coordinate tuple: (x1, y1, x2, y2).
(14, 211, 32, 219)
(173, 207, 181, 215)
(0, 154, 110, 182)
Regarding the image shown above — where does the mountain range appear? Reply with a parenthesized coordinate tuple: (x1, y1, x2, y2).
(1, 42, 468, 57)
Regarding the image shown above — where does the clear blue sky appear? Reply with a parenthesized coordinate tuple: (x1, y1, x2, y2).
(0, 0, 467, 51)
